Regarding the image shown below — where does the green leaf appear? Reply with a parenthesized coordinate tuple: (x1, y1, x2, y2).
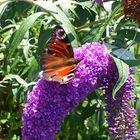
(119, 29, 140, 43)
(113, 48, 135, 60)
(33, 1, 79, 47)
(69, 112, 80, 137)
(3, 74, 28, 87)
(0, 119, 8, 124)
(7, 12, 45, 60)
(0, 24, 16, 34)
(80, 104, 97, 122)
(94, 4, 121, 41)
(125, 59, 140, 67)
(37, 26, 52, 56)
(98, 107, 104, 137)
(0, 0, 12, 18)
(112, 56, 129, 99)
(82, 24, 103, 43)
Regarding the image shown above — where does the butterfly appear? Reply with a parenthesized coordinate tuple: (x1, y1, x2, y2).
(41, 26, 81, 84)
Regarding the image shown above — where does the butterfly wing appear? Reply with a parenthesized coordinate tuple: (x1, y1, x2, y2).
(41, 26, 80, 84)
(48, 26, 74, 58)
(42, 52, 79, 83)
(43, 62, 76, 84)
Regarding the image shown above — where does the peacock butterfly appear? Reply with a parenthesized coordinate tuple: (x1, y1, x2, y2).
(41, 26, 81, 84)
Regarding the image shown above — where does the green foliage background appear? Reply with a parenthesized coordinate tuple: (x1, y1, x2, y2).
(0, 0, 140, 139)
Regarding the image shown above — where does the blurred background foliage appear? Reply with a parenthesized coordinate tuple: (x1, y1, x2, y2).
(0, 0, 140, 139)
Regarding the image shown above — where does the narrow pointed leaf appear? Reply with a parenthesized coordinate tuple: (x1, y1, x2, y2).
(112, 56, 129, 99)
(0, 1, 9, 18)
(8, 12, 45, 60)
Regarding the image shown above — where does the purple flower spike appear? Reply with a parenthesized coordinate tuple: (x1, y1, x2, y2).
(104, 66, 137, 140)
(22, 42, 137, 140)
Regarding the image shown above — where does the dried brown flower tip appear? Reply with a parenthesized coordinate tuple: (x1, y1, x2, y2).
(123, 0, 140, 24)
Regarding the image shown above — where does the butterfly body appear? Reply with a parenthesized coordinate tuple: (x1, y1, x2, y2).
(41, 26, 80, 84)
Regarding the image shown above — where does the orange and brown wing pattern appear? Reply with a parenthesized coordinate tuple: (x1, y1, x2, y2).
(41, 26, 80, 84)
(48, 26, 74, 58)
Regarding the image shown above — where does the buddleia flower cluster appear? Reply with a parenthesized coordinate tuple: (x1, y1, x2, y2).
(22, 42, 137, 140)
(103, 61, 137, 139)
